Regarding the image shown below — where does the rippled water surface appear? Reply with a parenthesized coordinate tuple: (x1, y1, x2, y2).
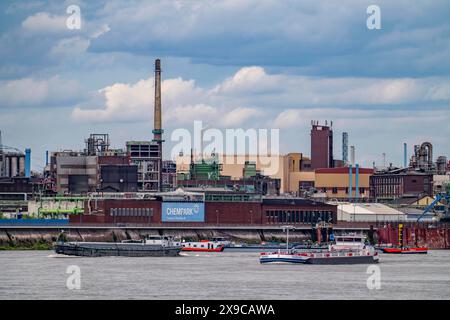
(1, 250, 449, 299)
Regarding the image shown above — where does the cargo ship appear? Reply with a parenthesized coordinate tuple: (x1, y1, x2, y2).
(260, 234, 379, 265)
(54, 236, 182, 257)
(260, 249, 379, 265)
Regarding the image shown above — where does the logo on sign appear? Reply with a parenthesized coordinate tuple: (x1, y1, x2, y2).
(162, 202, 205, 222)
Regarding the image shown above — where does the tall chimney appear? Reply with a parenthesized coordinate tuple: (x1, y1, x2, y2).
(403, 143, 407, 168)
(350, 146, 355, 166)
(342, 132, 348, 166)
(152, 59, 163, 192)
(153, 59, 162, 142)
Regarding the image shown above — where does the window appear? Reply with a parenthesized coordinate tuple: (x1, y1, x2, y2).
(332, 187, 338, 194)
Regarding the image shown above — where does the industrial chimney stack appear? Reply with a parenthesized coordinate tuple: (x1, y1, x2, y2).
(152, 59, 163, 191)
(153, 59, 163, 142)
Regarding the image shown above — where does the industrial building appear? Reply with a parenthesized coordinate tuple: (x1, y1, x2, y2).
(177, 156, 280, 195)
(310, 121, 333, 169)
(314, 167, 373, 199)
(332, 202, 407, 222)
(99, 165, 138, 192)
(370, 141, 446, 201)
(162, 160, 177, 191)
(176, 153, 314, 194)
(126, 141, 161, 191)
(52, 151, 98, 194)
(370, 168, 433, 200)
(69, 189, 337, 226)
(1, 131, 31, 179)
(47, 134, 139, 194)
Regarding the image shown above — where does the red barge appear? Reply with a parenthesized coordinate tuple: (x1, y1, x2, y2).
(381, 247, 428, 254)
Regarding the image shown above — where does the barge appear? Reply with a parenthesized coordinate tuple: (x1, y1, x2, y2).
(54, 236, 182, 257)
(381, 247, 428, 254)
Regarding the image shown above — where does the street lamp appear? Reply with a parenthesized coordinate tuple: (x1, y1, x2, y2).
(216, 209, 219, 225)
(250, 209, 253, 225)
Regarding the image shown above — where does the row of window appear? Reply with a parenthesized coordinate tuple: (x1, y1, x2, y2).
(265, 210, 333, 223)
(372, 177, 401, 185)
(373, 185, 402, 196)
(110, 208, 154, 217)
(320, 187, 365, 194)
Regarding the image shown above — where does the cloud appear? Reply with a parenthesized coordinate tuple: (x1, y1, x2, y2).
(22, 12, 68, 34)
(50, 36, 91, 58)
(0, 76, 83, 108)
(70, 66, 450, 132)
(70, 74, 261, 127)
(85, 0, 450, 76)
(5, 1, 45, 14)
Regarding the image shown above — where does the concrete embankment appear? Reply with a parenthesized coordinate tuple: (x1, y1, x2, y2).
(0, 227, 316, 249)
(2, 223, 449, 249)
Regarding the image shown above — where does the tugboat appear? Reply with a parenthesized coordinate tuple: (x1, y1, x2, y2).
(260, 231, 379, 265)
(54, 235, 182, 257)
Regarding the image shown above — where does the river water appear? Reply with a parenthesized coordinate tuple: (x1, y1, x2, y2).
(1, 250, 449, 300)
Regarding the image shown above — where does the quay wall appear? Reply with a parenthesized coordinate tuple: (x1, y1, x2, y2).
(1, 223, 449, 249)
(0, 227, 315, 248)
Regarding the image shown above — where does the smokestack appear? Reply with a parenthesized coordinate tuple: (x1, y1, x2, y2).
(355, 163, 359, 199)
(152, 59, 163, 192)
(342, 132, 348, 166)
(153, 59, 162, 141)
(403, 143, 407, 168)
(350, 146, 355, 166)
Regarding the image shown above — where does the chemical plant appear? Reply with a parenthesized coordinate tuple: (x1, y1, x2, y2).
(1, 59, 449, 249)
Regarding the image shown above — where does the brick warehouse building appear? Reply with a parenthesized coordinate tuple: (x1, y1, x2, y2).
(70, 195, 337, 225)
(370, 169, 434, 200)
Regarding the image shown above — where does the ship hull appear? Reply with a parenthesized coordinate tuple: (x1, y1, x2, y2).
(181, 247, 224, 252)
(260, 256, 307, 264)
(305, 255, 378, 265)
(54, 242, 181, 257)
(382, 247, 428, 254)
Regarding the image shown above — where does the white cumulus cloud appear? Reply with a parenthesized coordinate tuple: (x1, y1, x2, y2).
(0, 76, 83, 108)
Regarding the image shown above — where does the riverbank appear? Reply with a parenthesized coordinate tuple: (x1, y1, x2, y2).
(0, 242, 53, 250)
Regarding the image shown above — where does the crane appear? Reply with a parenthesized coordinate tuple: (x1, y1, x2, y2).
(417, 193, 450, 222)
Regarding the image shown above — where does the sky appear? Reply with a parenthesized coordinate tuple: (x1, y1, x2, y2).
(0, 0, 449, 171)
